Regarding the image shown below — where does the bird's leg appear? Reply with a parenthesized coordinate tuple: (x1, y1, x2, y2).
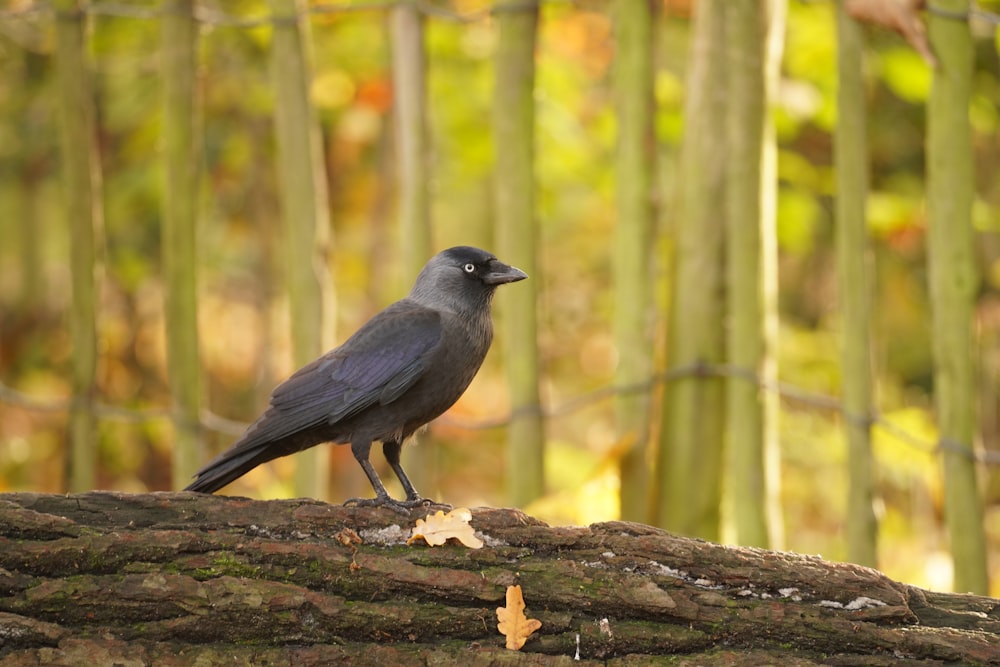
(382, 440, 422, 503)
(344, 439, 395, 506)
(383, 440, 452, 511)
(343, 438, 426, 514)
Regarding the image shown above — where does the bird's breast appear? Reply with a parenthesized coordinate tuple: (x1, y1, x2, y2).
(433, 316, 492, 388)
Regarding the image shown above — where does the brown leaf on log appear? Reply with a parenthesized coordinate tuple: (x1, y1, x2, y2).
(408, 507, 484, 549)
(496, 584, 543, 650)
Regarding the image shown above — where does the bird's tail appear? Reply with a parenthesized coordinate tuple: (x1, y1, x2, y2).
(183, 444, 275, 493)
(183, 411, 328, 493)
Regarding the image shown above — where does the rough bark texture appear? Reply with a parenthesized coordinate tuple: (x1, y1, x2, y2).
(0, 492, 998, 666)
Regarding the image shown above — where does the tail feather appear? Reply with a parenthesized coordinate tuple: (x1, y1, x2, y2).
(184, 441, 280, 493)
(183, 419, 333, 493)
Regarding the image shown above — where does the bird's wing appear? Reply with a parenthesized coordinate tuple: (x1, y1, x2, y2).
(263, 304, 443, 434)
(184, 304, 443, 492)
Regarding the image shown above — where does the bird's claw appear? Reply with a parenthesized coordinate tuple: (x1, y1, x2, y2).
(343, 496, 447, 515)
(415, 499, 454, 512)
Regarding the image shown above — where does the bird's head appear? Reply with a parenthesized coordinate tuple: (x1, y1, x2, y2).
(409, 246, 528, 312)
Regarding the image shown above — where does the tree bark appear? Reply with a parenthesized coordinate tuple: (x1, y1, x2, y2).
(925, 0, 988, 595)
(391, 0, 436, 498)
(268, 0, 337, 500)
(1, 493, 997, 665)
(835, 0, 878, 569)
(161, 0, 204, 489)
(612, 0, 656, 524)
(657, 0, 727, 540)
(494, 0, 545, 507)
(723, 0, 776, 549)
(53, 0, 102, 493)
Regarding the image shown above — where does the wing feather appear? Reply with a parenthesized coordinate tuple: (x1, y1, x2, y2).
(261, 302, 442, 438)
(187, 302, 444, 491)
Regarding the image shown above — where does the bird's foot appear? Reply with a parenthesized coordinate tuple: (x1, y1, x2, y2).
(413, 498, 453, 512)
(344, 495, 446, 515)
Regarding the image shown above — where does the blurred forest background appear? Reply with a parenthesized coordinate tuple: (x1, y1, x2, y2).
(2, 0, 1000, 596)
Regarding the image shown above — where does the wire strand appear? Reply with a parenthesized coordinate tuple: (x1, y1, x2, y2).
(926, 1, 1000, 25)
(0, 0, 553, 24)
(4, 361, 999, 465)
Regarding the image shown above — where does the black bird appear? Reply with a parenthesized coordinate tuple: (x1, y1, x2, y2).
(184, 246, 527, 508)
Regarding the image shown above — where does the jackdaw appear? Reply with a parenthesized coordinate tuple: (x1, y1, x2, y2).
(184, 246, 527, 508)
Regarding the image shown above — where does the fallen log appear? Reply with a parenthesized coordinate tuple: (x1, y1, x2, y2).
(0, 492, 997, 665)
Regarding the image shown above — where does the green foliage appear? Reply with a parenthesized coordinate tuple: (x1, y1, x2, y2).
(877, 47, 932, 103)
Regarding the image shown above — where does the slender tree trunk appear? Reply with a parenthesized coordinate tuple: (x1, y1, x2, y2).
(760, 0, 786, 551)
(926, 0, 988, 594)
(391, 2, 432, 283)
(494, 0, 545, 507)
(269, 0, 336, 500)
(392, 2, 437, 499)
(53, 0, 102, 493)
(612, 0, 656, 524)
(723, 0, 778, 548)
(835, 0, 878, 568)
(161, 0, 204, 490)
(657, 0, 727, 540)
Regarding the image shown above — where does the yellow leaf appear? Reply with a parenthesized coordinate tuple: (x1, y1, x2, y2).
(496, 584, 542, 650)
(407, 507, 484, 549)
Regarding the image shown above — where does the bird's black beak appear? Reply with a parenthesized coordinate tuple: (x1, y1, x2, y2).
(483, 260, 528, 286)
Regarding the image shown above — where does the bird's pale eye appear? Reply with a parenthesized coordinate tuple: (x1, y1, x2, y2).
(463, 263, 476, 273)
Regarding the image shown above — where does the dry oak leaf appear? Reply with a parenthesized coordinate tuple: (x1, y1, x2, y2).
(334, 527, 361, 548)
(407, 507, 484, 548)
(496, 584, 543, 650)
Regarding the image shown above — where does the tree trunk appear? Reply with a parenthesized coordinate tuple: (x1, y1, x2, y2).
(161, 0, 205, 489)
(0, 492, 997, 666)
(835, 0, 878, 568)
(925, 0, 988, 594)
(657, 0, 727, 540)
(723, 0, 779, 549)
(494, 0, 545, 507)
(391, 1, 436, 499)
(612, 0, 656, 524)
(53, 0, 103, 493)
(269, 0, 337, 500)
